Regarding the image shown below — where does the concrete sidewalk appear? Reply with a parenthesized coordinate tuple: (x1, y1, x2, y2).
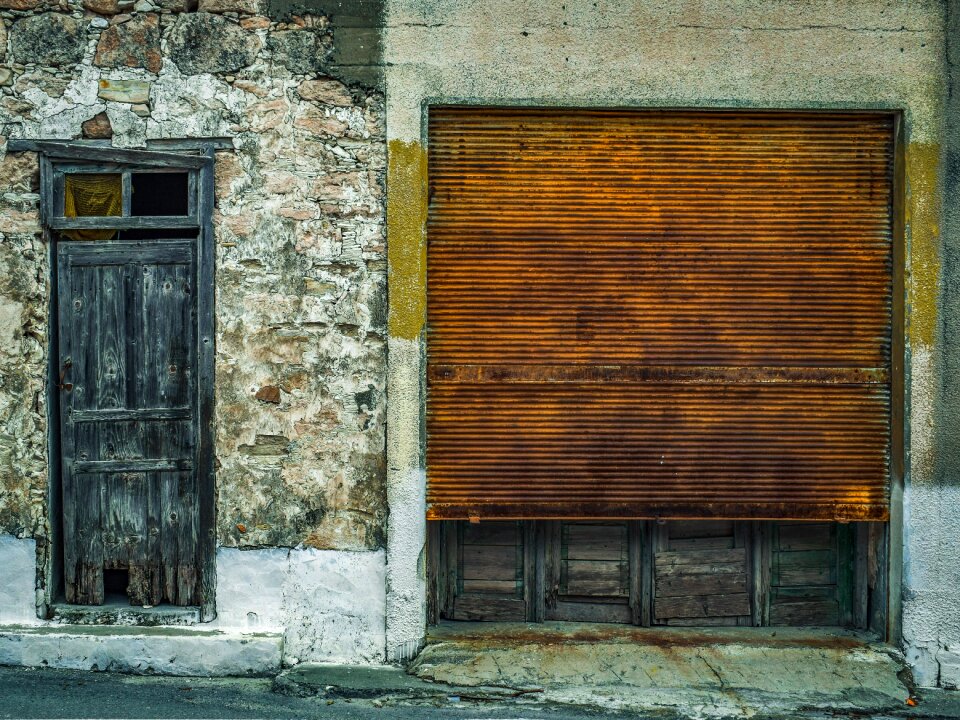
(280, 622, 947, 719)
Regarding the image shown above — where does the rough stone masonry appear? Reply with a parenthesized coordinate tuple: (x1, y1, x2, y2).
(0, 0, 388, 663)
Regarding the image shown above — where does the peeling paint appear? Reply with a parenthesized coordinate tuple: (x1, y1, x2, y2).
(387, 139, 427, 340)
(906, 142, 942, 350)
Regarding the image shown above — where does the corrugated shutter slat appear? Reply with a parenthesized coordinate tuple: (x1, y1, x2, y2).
(426, 108, 893, 521)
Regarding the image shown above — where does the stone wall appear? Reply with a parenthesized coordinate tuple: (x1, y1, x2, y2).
(0, 0, 388, 561)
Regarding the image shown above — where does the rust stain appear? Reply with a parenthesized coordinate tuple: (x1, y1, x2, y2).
(427, 624, 867, 651)
(425, 108, 895, 522)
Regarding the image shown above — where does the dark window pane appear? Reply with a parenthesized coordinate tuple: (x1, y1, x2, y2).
(131, 172, 190, 216)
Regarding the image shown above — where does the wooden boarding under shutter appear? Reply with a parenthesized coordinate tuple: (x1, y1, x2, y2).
(426, 108, 895, 522)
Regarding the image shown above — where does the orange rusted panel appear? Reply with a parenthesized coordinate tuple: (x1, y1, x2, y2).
(426, 108, 895, 521)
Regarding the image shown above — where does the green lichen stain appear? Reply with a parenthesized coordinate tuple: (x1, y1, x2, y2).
(906, 143, 941, 349)
(387, 139, 427, 340)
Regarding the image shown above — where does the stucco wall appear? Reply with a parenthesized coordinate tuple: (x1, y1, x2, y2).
(911, 0, 960, 689)
(383, 0, 950, 679)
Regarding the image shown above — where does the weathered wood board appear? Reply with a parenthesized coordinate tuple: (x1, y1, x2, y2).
(653, 521, 752, 625)
(58, 241, 201, 606)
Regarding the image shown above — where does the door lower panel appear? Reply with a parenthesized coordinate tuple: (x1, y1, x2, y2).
(430, 519, 875, 628)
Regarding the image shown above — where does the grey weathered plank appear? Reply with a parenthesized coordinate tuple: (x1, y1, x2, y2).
(778, 564, 836, 587)
(51, 215, 199, 230)
(564, 560, 626, 596)
(30, 142, 210, 168)
(770, 600, 839, 626)
(442, 520, 457, 618)
(777, 522, 834, 551)
(667, 520, 734, 540)
(461, 579, 518, 594)
(776, 549, 835, 569)
(655, 572, 748, 598)
(71, 407, 191, 422)
(564, 523, 627, 561)
(772, 585, 836, 600)
(9, 137, 233, 153)
(666, 616, 740, 627)
(549, 600, 632, 624)
(462, 521, 518, 546)
(655, 548, 746, 567)
(427, 521, 441, 624)
(453, 596, 526, 622)
(654, 593, 750, 620)
(63, 241, 193, 265)
(190, 151, 215, 619)
(73, 459, 193, 473)
(669, 536, 735, 552)
(657, 560, 746, 577)
(854, 522, 870, 629)
(544, 521, 561, 609)
(462, 545, 517, 582)
(628, 520, 643, 625)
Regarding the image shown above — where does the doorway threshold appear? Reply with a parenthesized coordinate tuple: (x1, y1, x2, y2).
(414, 621, 906, 718)
(50, 598, 200, 627)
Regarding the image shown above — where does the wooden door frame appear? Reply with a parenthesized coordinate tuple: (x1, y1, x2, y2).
(32, 141, 218, 621)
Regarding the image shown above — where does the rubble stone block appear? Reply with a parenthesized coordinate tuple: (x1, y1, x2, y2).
(98, 78, 151, 104)
(0, 0, 40, 9)
(155, 0, 197, 10)
(9, 14, 85, 68)
(0, 152, 37, 193)
(95, 14, 162, 74)
(81, 111, 113, 139)
(82, 0, 133, 15)
(167, 13, 261, 75)
(267, 29, 326, 75)
(198, 0, 262, 15)
(298, 78, 352, 106)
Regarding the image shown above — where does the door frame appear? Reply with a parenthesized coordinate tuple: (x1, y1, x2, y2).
(33, 141, 218, 621)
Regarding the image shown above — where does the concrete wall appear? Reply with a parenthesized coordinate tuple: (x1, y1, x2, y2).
(908, 0, 960, 689)
(382, 0, 951, 679)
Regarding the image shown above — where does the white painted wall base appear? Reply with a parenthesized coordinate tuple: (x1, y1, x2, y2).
(0, 535, 39, 625)
(214, 547, 387, 666)
(0, 535, 387, 673)
(0, 625, 282, 676)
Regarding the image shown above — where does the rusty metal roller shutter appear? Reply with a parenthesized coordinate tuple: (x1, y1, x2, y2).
(426, 108, 895, 522)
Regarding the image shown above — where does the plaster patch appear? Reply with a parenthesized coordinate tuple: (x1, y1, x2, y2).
(211, 546, 386, 664)
(385, 338, 426, 662)
(0, 535, 38, 624)
(212, 547, 288, 630)
(283, 548, 386, 665)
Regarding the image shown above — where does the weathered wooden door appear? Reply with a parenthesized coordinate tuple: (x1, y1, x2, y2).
(41, 142, 215, 609)
(58, 241, 199, 605)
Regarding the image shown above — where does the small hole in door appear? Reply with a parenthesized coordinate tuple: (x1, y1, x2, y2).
(103, 568, 129, 600)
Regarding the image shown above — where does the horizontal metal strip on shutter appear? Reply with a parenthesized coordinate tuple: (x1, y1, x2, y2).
(426, 108, 894, 521)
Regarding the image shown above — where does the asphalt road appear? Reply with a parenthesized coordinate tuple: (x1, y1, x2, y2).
(0, 666, 635, 720)
(0, 665, 953, 720)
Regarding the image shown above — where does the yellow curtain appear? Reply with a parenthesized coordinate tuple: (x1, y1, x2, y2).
(63, 174, 121, 240)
